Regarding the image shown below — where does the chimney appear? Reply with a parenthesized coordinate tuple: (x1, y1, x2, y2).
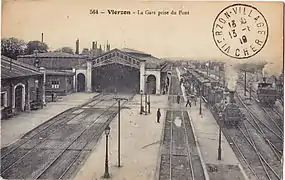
(92, 42, 95, 50)
(41, 33, 44, 43)
(99, 44, 102, 54)
(263, 77, 266, 83)
(75, 39, 79, 54)
(229, 91, 235, 103)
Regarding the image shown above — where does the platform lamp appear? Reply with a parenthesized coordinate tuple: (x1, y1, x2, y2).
(146, 80, 151, 113)
(103, 125, 111, 178)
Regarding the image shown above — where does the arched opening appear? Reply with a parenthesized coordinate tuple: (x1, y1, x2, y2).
(77, 73, 86, 92)
(15, 84, 25, 112)
(147, 75, 156, 94)
(92, 63, 140, 94)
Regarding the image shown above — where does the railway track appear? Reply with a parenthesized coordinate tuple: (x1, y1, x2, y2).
(159, 68, 205, 180)
(1, 93, 134, 179)
(1, 95, 105, 158)
(231, 121, 281, 180)
(236, 87, 283, 161)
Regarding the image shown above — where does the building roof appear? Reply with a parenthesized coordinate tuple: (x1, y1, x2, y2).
(119, 48, 164, 69)
(46, 69, 75, 76)
(120, 48, 151, 57)
(1, 56, 42, 79)
(87, 48, 165, 70)
(18, 52, 86, 58)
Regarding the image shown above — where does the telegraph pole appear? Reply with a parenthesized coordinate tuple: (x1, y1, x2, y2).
(143, 74, 148, 115)
(244, 70, 247, 97)
(114, 97, 128, 167)
(218, 113, 222, 160)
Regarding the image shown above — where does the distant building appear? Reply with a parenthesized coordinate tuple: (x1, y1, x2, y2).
(17, 52, 85, 96)
(17, 40, 108, 95)
(17, 43, 170, 95)
(1, 56, 45, 118)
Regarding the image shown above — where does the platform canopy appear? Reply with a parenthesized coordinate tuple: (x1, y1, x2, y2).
(90, 48, 164, 70)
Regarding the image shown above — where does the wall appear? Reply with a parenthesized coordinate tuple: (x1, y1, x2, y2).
(46, 75, 72, 96)
(1, 74, 44, 115)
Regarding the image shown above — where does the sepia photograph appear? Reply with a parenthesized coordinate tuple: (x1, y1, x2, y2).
(1, 0, 284, 180)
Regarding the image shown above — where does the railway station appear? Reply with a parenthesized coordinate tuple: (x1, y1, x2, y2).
(1, 53, 283, 180)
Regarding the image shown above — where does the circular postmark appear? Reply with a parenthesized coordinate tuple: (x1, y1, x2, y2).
(212, 4, 269, 59)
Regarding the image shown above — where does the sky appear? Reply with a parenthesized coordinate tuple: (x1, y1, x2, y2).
(2, 0, 284, 73)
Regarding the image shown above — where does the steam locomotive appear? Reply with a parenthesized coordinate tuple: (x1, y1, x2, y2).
(184, 68, 244, 126)
(257, 77, 278, 106)
(213, 91, 244, 126)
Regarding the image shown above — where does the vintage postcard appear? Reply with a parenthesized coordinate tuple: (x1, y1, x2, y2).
(1, 0, 284, 180)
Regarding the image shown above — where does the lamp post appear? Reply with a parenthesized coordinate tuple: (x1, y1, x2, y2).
(140, 90, 143, 114)
(103, 125, 111, 178)
(147, 80, 151, 113)
(114, 97, 128, 167)
(218, 113, 222, 160)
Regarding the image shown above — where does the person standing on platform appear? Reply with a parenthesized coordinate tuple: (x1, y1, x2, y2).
(157, 108, 161, 123)
(186, 98, 192, 107)
(177, 95, 181, 104)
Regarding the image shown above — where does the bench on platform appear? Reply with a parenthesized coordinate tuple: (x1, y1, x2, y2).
(30, 100, 43, 110)
(2, 106, 13, 119)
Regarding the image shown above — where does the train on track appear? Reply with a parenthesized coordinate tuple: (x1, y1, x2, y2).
(183, 68, 245, 126)
(257, 77, 278, 106)
(213, 91, 245, 126)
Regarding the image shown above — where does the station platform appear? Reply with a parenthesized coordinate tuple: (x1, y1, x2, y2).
(176, 68, 249, 180)
(1, 92, 99, 148)
(74, 95, 168, 180)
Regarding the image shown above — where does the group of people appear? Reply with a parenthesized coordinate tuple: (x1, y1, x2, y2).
(156, 94, 197, 123)
(176, 94, 197, 107)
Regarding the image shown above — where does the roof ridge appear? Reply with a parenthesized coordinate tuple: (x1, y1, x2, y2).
(2, 56, 40, 72)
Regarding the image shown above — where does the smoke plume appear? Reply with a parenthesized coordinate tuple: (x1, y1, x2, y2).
(262, 61, 283, 77)
(224, 63, 239, 91)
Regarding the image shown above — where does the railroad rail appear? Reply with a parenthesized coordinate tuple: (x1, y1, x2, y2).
(159, 69, 205, 180)
(236, 88, 283, 162)
(1, 95, 105, 159)
(1, 93, 134, 179)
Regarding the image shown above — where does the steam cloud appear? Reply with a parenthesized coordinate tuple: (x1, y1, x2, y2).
(262, 61, 283, 77)
(224, 63, 239, 91)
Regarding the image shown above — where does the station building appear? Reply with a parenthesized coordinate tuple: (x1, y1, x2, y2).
(76, 48, 170, 95)
(1, 56, 45, 117)
(17, 43, 170, 95)
(17, 52, 85, 96)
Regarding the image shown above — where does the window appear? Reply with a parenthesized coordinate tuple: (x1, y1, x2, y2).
(1, 92, 7, 107)
(51, 80, 60, 89)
